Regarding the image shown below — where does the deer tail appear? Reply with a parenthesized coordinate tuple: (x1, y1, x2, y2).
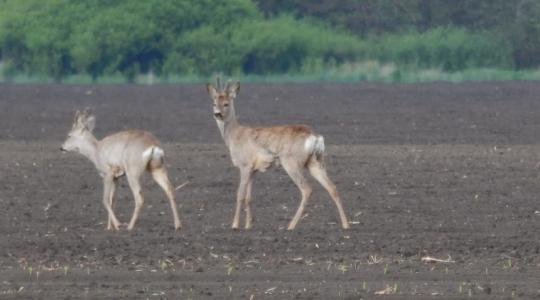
(142, 146, 165, 169)
(304, 134, 325, 158)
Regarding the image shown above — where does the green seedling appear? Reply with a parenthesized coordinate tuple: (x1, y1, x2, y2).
(159, 258, 174, 271)
(226, 263, 235, 276)
(503, 259, 512, 269)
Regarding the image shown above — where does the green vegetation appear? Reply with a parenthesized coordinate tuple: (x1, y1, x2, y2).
(257, 0, 540, 69)
(368, 28, 512, 72)
(0, 0, 539, 82)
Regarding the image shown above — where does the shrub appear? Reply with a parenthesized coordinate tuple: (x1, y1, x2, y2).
(368, 27, 513, 71)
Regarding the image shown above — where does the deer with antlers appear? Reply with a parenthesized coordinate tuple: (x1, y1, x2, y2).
(60, 109, 182, 230)
(206, 78, 350, 230)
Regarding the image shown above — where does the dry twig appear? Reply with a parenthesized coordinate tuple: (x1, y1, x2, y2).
(175, 181, 190, 191)
(375, 285, 395, 295)
(421, 255, 455, 263)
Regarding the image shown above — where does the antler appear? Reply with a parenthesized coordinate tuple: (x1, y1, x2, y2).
(213, 76, 236, 92)
(216, 76, 222, 91)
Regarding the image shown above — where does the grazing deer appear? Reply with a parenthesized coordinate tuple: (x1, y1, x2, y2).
(206, 78, 350, 230)
(60, 109, 181, 230)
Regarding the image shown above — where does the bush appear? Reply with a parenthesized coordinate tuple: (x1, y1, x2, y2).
(0, 1, 520, 80)
(231, 16, 367, 74)
(369, 27, 513, 71)
(0, 0, 260, 80)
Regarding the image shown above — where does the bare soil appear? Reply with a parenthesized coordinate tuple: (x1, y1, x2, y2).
(0, 82, 539, 299)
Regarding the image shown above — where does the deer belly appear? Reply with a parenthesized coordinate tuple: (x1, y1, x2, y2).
(252, 154, 274, 172)
(108, 164, 125, 178)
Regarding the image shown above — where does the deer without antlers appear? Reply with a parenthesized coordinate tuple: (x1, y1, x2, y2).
(60, 109, 181, 230)
(206, 79, 350, 230)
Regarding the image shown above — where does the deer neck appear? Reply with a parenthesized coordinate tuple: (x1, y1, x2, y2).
(218, 106, 240, 147)
(78, 133, 101, 172)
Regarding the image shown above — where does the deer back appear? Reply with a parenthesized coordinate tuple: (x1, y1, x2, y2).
(228, 124, 318, 171)
(97, 130, 161, 174)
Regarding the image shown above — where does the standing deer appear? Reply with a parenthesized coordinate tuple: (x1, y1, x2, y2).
(60, 109, 181, 230)
(206, 79, 350, 230)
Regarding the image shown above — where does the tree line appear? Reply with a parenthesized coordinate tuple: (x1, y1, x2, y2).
(256, 0, 540, 68)
(0, 0, 537, 81)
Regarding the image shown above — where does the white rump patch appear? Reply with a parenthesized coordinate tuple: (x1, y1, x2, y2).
(304, 134, 325, 154)
(142, 146, 164, 161)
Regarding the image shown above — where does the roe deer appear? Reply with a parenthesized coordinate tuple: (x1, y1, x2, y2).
(60, 109, 181, 230)
(206, 78, 350, 230)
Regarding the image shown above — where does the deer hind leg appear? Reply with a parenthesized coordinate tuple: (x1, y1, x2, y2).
(107, 178, 117, 230)
(308, 157, 350, 229)
(233, 168, 252, 229)
(282, 158, 312, 230)
(103, 174, 121, 230)
(126, 173, 144, 230)
(244, 175, 254, 229)
(151, 167, 182, 230)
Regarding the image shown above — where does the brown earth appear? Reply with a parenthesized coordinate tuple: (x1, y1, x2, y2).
(0, 82, 539, 299)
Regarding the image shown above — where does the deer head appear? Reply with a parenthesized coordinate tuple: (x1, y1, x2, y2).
(61, 108, 96, 153)
(206, 77, 240, 122)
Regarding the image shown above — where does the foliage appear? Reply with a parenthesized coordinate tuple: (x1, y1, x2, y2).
(256, 0, 540, 69)
(0, 0, 537, 81)
(368, 27, 513, 71)
(163, 16, 366, 75)
(0, 0, 260, 80)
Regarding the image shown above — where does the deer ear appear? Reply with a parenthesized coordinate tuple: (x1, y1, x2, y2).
(84, 115, 96, 132)
(74, 110, 86, 128)
(228, 81, 240, 99)
(206, 84, 219, 99)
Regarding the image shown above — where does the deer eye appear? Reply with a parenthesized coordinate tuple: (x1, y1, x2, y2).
(223, 103, 229, 107)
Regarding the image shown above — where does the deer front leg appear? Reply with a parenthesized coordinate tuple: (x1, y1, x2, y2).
(103, 174, 121, 230)
(233, 168, 251, 229)
(244, 175, 254, 229)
